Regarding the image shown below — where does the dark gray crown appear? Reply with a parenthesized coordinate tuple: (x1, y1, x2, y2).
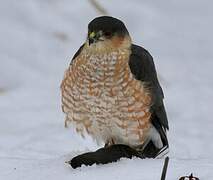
(88, 16, 129, 36)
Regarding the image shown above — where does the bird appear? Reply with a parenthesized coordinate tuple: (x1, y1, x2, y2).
(61, 16, 169, 160)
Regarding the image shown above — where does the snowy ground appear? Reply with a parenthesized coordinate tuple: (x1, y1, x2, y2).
(0, 0, 213, 179)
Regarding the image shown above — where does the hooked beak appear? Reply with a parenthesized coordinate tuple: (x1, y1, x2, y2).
(88, 31, 104, 45)
(89, 38, 94, 45)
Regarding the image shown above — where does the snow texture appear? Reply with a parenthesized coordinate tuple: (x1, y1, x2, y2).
(0, 0, 213, 179)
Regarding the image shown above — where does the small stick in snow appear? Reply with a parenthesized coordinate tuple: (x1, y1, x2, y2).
(160, 156, 169, 180)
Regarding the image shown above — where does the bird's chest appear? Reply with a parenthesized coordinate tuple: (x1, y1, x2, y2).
(63, 50, 152, 145)
(73, 50, 134, 109)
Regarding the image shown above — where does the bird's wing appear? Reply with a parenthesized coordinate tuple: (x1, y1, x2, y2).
(70, 44, 85, 65)
(129, 44, 169, 146)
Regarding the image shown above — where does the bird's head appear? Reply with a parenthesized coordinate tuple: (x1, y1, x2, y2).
(86, 16, 131, 52)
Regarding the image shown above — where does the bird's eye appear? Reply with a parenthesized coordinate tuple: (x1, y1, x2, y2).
(104, 31, 112, 37)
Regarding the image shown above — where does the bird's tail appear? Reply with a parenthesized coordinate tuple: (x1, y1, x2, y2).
(138, 123, 169, 158)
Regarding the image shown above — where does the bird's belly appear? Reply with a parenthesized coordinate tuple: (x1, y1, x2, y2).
(61, 51, 152, 147)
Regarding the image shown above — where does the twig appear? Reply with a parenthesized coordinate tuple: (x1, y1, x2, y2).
(88, 0, 108, 15)
(161, 156, 169, 180)
(0, 88, 6, 94)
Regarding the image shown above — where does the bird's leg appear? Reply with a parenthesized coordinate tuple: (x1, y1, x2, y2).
(104, 138, 115, 148)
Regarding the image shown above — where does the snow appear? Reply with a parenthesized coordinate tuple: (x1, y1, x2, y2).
(0, 0, 213, 179)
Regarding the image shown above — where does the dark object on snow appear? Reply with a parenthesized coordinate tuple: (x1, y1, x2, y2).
(160, 156, 169, 180)
(68, 144, 143, 169)
(179, 173, 199, 180)
(68, 143, 169, 169)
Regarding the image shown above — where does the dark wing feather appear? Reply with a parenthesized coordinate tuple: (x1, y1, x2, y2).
(129, 44, 169, 146)
(70, 44, 85, 64)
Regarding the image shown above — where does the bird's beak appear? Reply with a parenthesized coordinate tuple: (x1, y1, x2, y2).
(88, 31, 96, 45)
